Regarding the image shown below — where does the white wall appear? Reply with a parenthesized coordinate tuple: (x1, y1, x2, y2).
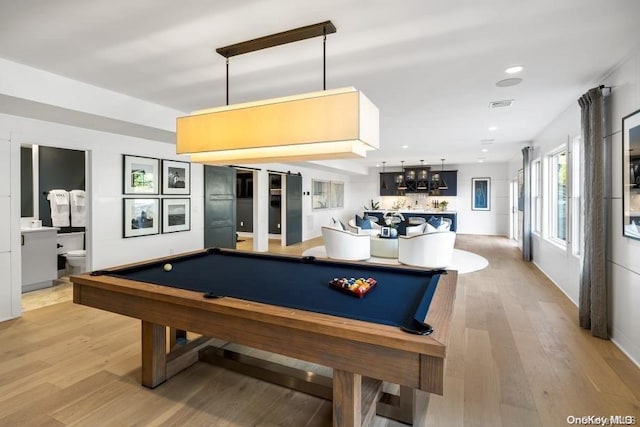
(0, 58, 199, 322)
(2, 114, 205, 269)
(603, 46, 640, 365)
(0, 58, 181, 132)
(524, 102, 582, 305)
(246, 163, 353, 242)
(456, 163, 509, 236)
(0, 113, 205, 321)
(0, 137, 21, 322)
(526, 46, 640, 365)
(346, 163, 510, 236)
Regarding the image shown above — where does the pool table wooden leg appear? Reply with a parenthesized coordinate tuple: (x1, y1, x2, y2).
(333, 369, 362, 427)
(141, 321, 166, 388)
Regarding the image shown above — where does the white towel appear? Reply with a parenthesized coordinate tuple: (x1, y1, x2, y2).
(69, 189, 86, 227)
(47, 190, 70, 227)
(71, 189, 86, 207)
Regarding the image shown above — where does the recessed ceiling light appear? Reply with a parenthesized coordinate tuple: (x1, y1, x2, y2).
(375, 163, 381, 167)
(402, 145, 408, 149)
(505, 65, 524, 74)
(478, 159, 485, 163)
(496, 78, 523, 87)
(481, 148, 489, 153)
(488, 126, 498, 131)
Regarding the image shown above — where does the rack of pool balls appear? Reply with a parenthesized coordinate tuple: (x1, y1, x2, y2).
(329, 277, 377, 298)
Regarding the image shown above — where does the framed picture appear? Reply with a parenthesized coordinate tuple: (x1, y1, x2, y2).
(162, 160, 190, 195)
(472, 177, 491, 211)
(123, 155, 160, 194)
(123, 198, 160, 238)
(622, 108, 640, 239)
(380, 227, 391, 238)
(162, 198, 191, 233)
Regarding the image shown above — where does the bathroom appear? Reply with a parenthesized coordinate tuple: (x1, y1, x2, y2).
(20, 144, 89, 292)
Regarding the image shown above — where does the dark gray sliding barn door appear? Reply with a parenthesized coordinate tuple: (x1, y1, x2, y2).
(204, 165, 236, 249)
(285, 174, 302, 246)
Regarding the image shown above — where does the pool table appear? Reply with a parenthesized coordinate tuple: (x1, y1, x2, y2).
(72, 248, 457, 426)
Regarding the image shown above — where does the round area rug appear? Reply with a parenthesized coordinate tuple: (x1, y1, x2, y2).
(301, 246, 488, 275)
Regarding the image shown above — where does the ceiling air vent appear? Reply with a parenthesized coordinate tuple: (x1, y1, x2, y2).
(488, 99, 514, 109)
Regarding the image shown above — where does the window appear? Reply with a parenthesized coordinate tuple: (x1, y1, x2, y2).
(312, 180, 330, 209)
(330, 182, 344, 208)
(571, 136, 582, 256)
(312, 180, 344, 209)
(550, 150, 568, 243)
(532, 159, 542, 234)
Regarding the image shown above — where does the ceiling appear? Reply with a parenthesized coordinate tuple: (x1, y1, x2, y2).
(1, 0, 639, 169)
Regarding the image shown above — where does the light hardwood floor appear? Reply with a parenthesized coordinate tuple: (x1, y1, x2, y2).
(4, 235, 639, 426)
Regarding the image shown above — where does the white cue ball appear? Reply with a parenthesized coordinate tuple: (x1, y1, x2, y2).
(163, 263, 173, 272)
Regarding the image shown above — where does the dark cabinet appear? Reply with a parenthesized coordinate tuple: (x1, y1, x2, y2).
(379, 172, 401, 196)
(380, 169, 457, 195)
(429, 170, 457, 196)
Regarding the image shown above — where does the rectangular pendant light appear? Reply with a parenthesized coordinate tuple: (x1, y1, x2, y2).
(176, 87, 379, 164)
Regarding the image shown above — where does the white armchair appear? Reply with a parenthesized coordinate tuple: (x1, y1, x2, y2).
(347, 218, 381, 236)
(321, 226, 371, 261)
(397, 231, 456, 269)
(424, 217, 452, 233)
(405, 223, 426, 236)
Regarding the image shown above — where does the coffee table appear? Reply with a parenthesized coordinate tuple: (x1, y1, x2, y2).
(370, 235, 399, 258)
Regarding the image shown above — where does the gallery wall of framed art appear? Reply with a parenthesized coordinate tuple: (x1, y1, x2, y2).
(122, 154, 192, 237)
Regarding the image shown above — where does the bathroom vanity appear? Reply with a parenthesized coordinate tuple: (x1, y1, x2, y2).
(21, 227, 58, 292)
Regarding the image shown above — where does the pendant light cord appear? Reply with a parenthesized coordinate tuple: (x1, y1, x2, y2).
(323, 31, 327, 90)
(226, 58, 229, 106)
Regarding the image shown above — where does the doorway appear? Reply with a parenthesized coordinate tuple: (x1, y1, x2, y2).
(20, 144, 91, 310)
(510, 179, 519, 241)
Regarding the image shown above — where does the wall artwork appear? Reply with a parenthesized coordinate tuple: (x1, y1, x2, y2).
(162, 160, 190, 195)
(622, 108, 640, 239)
(123, 155, 159, 195)
(472, 177, 491, 211)
(162, 198, 191, 233)
(123, 198, 160, 238)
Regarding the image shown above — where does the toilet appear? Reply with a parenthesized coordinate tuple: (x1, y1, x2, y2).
(57, 231, 86, 275)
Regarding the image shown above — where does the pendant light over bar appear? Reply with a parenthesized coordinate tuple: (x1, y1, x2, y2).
(438, 158, 449, 190)
(380, 161, 388, 190)
(177, 21, 379, 165)
(417, 160, 428, 190)
(397, 161, 408, 190)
